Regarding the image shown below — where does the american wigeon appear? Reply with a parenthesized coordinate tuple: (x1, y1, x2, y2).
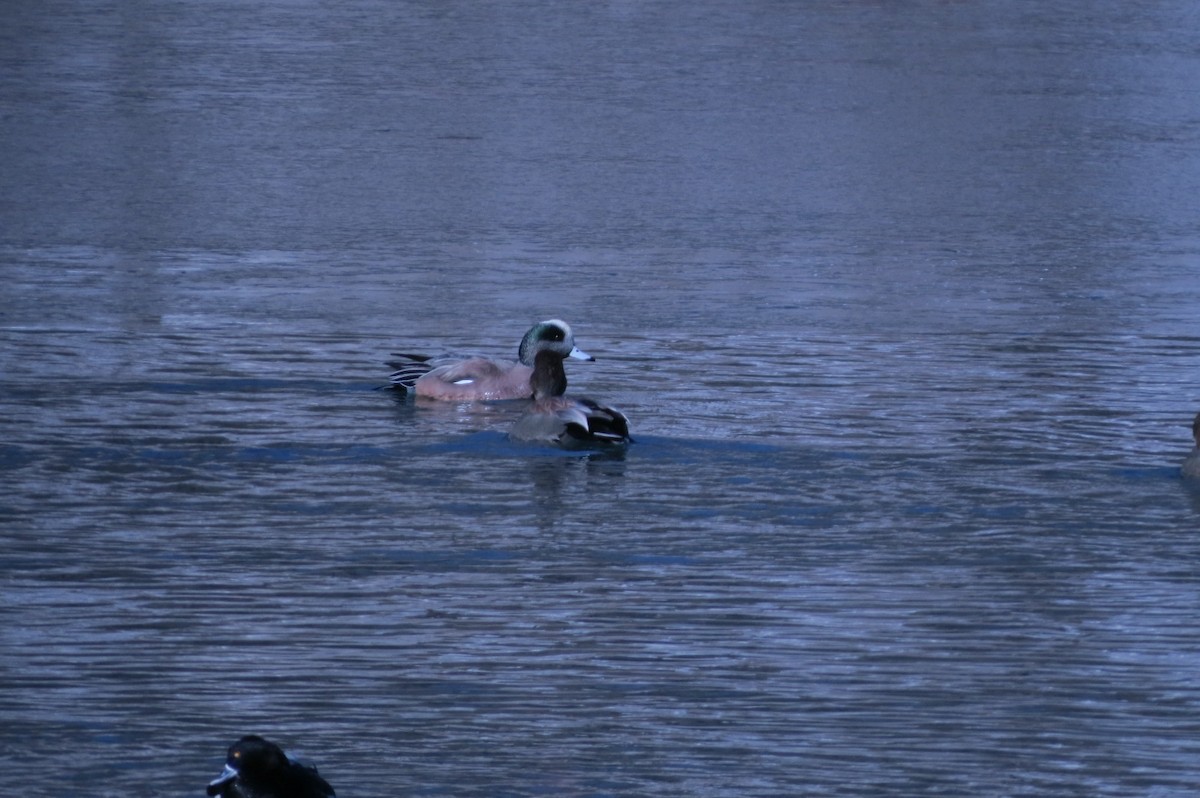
(207, 735, 335, 798)
(509, 345, 632, 448)
(387, 319, 593, 401)
(1182, 412, 1200, 479)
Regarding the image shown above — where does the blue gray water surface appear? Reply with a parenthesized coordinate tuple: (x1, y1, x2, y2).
(3, 1, 1200, 796)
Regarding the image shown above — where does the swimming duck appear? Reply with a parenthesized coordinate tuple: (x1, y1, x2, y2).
(1182, 412, 1200, 479)
(207, 735, 335, 798)
(509, 344, 632, 448)
(387, 319, 593, 401)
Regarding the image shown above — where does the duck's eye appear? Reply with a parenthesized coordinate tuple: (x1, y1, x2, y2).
(546, 328, 565, 342)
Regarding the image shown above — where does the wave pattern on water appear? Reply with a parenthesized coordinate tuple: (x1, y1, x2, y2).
(3, 321, 1200, 796)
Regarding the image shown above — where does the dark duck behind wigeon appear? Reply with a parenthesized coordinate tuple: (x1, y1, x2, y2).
(207, 735, 335, 798)
(509, 341, 632, 449)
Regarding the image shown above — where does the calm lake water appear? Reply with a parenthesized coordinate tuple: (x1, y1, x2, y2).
(3, 1, 1200, 796)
